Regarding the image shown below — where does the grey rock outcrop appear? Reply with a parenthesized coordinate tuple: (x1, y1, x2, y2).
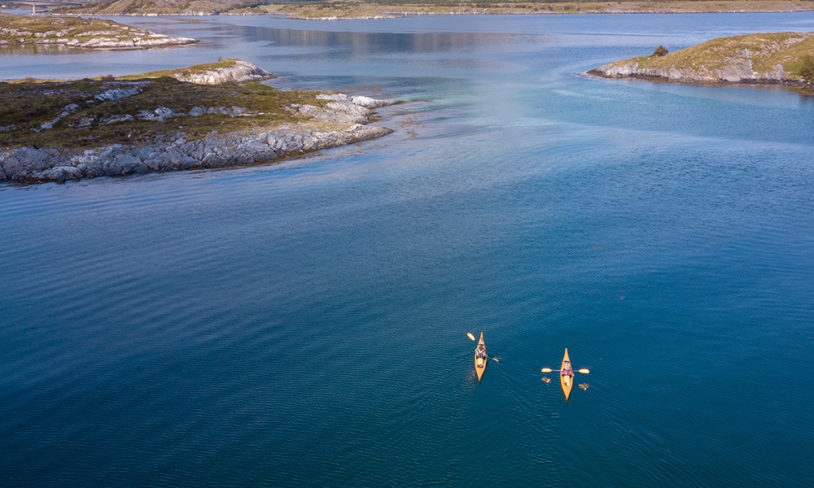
(94, 86, 143, 102)
(174, 60, 274, 85)
(137, 106, 176, 122)
(592, 59, 790, 84)
(38, 103, 80, 131)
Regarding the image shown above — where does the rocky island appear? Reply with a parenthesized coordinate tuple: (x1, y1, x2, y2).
(0, 12, 196, 49)
(0, 59, 398, 183)
(591, 31, 814, 89)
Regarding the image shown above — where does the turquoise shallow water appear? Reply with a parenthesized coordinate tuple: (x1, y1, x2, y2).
(2, 12, 814, 487)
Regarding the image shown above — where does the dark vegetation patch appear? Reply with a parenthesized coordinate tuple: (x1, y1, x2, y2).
(799, 55, 814, 83)
(652, 45, 669, 57)
(0, 77, 325, 149)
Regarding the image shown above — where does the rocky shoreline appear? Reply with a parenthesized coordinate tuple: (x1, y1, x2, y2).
(591, 58, 799, 85)
(0, 61, 399, 184)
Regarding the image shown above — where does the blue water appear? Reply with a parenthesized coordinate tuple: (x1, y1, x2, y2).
(2, 12, 814, 487)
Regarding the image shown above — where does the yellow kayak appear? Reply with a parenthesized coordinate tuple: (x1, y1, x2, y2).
(560, 348, 574, 402)
(474, 332, 487, 383)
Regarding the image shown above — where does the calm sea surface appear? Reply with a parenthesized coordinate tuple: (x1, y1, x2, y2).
(2, 12, 814, 487)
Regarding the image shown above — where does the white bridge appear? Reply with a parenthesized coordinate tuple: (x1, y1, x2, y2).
(11, 1, 83, 14)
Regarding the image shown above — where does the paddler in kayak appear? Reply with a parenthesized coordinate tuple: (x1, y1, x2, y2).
(475, 342, 486, 359)
(474, 332, 487, 383)
(560, 359, 574, 386)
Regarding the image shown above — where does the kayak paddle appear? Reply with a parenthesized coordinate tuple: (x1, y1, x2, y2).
(541, 367, 590, 374)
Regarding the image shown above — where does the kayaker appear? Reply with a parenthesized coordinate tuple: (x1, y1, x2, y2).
(475, 343, 486, 359)
(561, 361, 573, 376)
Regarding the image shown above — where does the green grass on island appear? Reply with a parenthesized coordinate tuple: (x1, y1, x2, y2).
(113, 58, 262, 81)
(56, 0, 814, 17)
(0, 61, 329, 150)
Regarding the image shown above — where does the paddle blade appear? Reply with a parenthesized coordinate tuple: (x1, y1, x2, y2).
(467, 332, 476, 341)
(492, 358, 500, 363)
(541, 368, 553, 373)
(578, 368, 590, 374)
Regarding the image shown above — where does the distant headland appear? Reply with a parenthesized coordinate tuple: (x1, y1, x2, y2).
(0, 59, 399, 183)
(590, 32, 814, 91)
(49, 0, 814, 18)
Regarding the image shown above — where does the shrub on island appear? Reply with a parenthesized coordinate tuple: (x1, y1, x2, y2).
(652, 45, 669, 57)
(800, 55, 814, 84)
